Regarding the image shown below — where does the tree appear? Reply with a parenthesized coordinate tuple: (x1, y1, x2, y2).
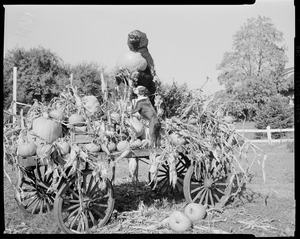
(216, 16, 289, 120)
(3, 46, 70, 108)
(254, 94, 294, 139)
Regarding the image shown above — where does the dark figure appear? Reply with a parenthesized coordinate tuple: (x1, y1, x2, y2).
(127, 30, 158, 106)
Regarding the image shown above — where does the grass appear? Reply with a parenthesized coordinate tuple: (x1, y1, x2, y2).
(3, 138, 295, 235)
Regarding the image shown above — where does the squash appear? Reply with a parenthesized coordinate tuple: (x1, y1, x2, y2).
(130, 139, 142, 149)
(17, 142, 36, 157)
(36, 144, 52, 157)
(82, 95, 101, 114)
(126, 117, 144, 137)
(117, 140, 129, 151)
(107, 141, 117, 152)
(49, 109, 64, 120)
(32, 117, 62, 143)
(57, 141, 70, 155)
(116, 51, 147, 72)
(69, 114, 85, 126)
(85, 143, 101, 152)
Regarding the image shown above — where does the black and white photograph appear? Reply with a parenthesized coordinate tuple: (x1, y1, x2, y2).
(3, 1, 295, 235)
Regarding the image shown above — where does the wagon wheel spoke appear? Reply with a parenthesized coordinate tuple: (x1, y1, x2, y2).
(91, 207, 105, 218)
(191, 185, 204, 194)
(208, 190, 215, 206)
(63, 207, 80, 223)
(31, 198, 41, 214)
(198, 189, 207, 204)
(192, 187, 205, 203)
(86, 175, 94, 195)
(88, 181, 99, 198)
(82, 173, 87, 193)
(88, 210, 96, 226)
(215, 187, 226, 195)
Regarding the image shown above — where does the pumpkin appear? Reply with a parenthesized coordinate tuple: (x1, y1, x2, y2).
(116, 51, 147, 72)
(57, 141, 70, 155)
(85, 143, 101, 152)
(169, 133, 186, 145)
(126, 117, 144, 137)
(82, 95, 101, 114)
(49, 109, 64, 120)
(107, 141, 116, 152)
(130, 139, 142, 149)
(36, 144, 52, 157)
(69, 114, 85, 126)
(17, 142, 36, 157)
(117, 140, 129, 151)
(32, 117, 62, 143)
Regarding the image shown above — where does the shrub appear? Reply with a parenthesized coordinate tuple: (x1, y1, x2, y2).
(254, 94, 294, 139)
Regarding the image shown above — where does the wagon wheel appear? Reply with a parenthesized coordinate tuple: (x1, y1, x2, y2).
(14, 165, 55, 216)
(183, 161, 234, 207)
(54, 169, 115, 234)
(149, 153, 191, 195)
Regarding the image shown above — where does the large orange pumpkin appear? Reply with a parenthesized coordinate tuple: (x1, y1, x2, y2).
(32, 117, 62, 143)
(116, 51, 147, 72)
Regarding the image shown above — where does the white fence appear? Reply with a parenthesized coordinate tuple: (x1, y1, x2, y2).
(235, 126, 294, 144)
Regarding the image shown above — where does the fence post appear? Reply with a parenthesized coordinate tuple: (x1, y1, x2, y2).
(13, 67, 18, 124)
(267, 125, 272, 144)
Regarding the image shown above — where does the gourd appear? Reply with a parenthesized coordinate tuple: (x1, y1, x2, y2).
(32, 116, 62, 143)
(82, 95, 101, 114)
(130, 139, 142, 149)
(17, 142, 36, 157)
(57, 141, 70, 155)
(85, 143, 101, 152)
(116, 51, 147, 72)
(49, 109, 64, 120)
(117, 140, 129, 151)
(69, 114, 85, 126)
(107, 141, 117, 152)
(36, 144, 52, 157)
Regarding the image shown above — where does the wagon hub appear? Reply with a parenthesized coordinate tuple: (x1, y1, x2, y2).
(82, 198, 93, 209)
(204, 177, 214, 189)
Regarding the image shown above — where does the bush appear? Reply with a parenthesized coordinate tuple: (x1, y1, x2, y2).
(254, 94, 294, 139)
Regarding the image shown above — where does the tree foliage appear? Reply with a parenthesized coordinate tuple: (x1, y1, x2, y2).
(3, 46, 69, 108)
(216, 16, 290, 120)
(254, 94, 294, 139)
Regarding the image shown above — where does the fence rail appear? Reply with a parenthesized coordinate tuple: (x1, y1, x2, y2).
(235, 125, 294, 144)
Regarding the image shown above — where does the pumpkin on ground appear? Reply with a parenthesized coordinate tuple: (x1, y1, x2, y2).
(32, 117, 62, 143)
(17, 142, 37, 157)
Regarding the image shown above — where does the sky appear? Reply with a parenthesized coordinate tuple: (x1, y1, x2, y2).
(3, 1, 295, 95)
